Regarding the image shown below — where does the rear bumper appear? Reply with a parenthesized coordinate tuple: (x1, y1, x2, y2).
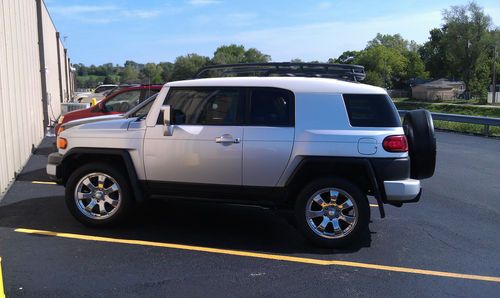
(383, 179, 421, 203)
(46, 152, 63, 184)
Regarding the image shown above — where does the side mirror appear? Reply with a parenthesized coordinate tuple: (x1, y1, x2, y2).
(160, 105, 174, 136)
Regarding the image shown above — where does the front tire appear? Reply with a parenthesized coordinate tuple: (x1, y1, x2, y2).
(65, 163, 133, 226)
(295, 178, 370, 248)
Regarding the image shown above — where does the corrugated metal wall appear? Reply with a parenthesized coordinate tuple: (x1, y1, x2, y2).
(0, 0, 72, 196)
(42, 5, 62, 120)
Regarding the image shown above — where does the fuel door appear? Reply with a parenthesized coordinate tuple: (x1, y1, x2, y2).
(358, 138, 377, 155)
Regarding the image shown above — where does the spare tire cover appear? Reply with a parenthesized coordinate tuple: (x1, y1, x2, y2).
(403, 109, 436, 179)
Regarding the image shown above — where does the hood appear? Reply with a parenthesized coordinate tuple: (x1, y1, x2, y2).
(60, 117, 139, 140)
(62, 106, 95, 122)
(63, 114, 125, 130)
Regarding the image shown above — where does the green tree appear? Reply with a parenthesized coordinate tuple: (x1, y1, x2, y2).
(140, 63, 163, 84)
(368, 33, 409, 53)
(364, 70, 384, 86)
(103, 74, 120, 84)
(212, 44, 271, 64)
(405, 51, 428, 80)
(329, 51, 359, 64)
(354, 45, 407, 88)
(441, 2, 494, 102)
(212, 44, 245, 64)
(171, 54, 210, 81)
(121, 65, 140, 83)
(243, 47, 271, 63)
(158, 62, 174, 82)
(354, 33, 428, 88)
(419, 28, 448, 79)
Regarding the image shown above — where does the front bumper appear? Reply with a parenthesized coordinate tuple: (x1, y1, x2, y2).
(384, 179, 421, 203)
(46, 152, 63, 184)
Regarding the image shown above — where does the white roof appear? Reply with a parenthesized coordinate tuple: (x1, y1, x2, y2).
(165, 77, 386, 94)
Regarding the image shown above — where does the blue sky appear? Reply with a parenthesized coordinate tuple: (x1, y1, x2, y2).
(45, 0, 500, 65)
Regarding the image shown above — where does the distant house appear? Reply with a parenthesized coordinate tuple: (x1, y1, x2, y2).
(488, 84, 500, 103)
(411, 79, 465, 101)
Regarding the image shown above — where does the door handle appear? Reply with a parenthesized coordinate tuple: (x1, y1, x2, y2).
(215, 134, 240, 144)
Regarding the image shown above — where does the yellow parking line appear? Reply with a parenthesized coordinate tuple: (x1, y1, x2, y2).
(0, 257, 5, 298)
(31, 181, 57, 185)
(15, 228, 500, 283)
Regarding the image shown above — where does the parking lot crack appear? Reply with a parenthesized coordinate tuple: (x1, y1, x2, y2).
(421, 226, 473, 254)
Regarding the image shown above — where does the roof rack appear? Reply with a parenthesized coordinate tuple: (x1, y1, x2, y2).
(194, 62, 366, 82)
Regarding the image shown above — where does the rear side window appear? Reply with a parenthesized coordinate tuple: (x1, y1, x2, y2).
(343, 94, 401, 127)
(248, 88, 294, 126)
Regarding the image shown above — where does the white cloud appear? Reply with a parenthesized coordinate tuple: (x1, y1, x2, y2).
(172, 10, 443, 62)
(122, 10, 160, 19)
(188, 0, 222, 6)
(49, 4, 161, 23)
(226, 12, 257, 26)
(317, 2, 333, 10)
(49, 5, 118, 15)
(239, 11, 442, 61)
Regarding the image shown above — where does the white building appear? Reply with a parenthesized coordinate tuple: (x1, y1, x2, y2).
(0, 0, 74, 196)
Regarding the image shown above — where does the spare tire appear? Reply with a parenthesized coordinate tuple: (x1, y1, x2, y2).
(403, 109, 436, 179)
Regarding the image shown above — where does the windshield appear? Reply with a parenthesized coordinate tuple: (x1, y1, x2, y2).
(104, 90, 142, 113)
(94, 85, 116, 94)
(103, 85, 137, 98)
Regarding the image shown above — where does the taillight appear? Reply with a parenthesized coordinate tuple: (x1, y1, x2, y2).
(383, 135, 408, 152)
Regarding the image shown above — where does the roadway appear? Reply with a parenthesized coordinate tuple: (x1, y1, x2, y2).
(0, 131, 498, 297)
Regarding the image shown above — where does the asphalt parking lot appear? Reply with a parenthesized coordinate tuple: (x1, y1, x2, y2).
(0, 131, 499, 297)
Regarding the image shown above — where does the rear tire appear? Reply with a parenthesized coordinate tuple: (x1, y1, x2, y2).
(65, 162, 133, 226)
(295, 178, 370, 248)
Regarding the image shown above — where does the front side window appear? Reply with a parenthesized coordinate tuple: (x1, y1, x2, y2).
(248, 88, 294, 126)
(164, 88, 242, 125)
(105, 90, 142, 113)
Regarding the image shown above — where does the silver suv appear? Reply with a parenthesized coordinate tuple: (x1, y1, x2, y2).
(47, 63, 436, 247)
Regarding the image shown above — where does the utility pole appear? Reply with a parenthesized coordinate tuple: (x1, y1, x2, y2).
(493, 45, 497, 104)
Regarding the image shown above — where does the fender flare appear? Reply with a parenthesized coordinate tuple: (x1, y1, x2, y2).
(284, 157, 386, 218)
(61, 148, 146, 202)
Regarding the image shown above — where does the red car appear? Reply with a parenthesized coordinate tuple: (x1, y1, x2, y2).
(56, 85, 163, 134)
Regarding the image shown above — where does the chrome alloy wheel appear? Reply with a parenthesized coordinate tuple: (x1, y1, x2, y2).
(74, 172, 122, 220)
(305, 188, 358, 239)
